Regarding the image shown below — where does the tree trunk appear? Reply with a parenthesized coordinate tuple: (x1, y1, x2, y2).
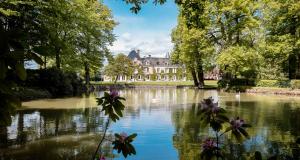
(114, 75, 119, 84)
(190, 67, 199, 87)
(17, 112, 25, 144)
(235, 16, 240, 44)
(84, 62, 90, 85)
(55, 48, 60, 69)
(197, 63, 205, 88)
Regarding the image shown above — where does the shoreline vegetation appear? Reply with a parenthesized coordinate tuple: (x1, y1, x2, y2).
(20, 80, 300, 102)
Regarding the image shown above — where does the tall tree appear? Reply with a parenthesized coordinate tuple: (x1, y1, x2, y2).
(104, 54, 135, 83)
(263, 0, 300, 79)
(0, 0, 116, 122)
(208, 0, 262, 79)
(60, 0, 115, 85)
(171, 3, 214, 88)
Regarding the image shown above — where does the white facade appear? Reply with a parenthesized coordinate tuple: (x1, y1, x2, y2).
(104, 50, 187, 82)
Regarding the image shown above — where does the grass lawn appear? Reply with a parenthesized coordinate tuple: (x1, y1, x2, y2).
(91, 80, 218, 88)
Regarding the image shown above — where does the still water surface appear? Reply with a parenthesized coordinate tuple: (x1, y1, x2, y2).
(1, 88, 300, 160)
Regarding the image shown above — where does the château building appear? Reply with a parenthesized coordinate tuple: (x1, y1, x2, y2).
(104, 50, 187, 82)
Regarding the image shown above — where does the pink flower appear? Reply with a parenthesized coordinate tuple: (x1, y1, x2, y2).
(109, 89, 119, 99)
(202, 138, 217, 150)
(119, 132, 128, 143)
(211, 102, 220, 113)
(200, 97, 220, 113)
(99, 155, 105, 160)
(230, 117, 244, 129)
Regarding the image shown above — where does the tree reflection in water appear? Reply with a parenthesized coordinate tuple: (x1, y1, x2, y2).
(0, 108, 107, 160)
(172, 100, 300, 159)
(1, 89, 300, 159)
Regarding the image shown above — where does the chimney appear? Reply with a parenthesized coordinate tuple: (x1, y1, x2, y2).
(136, 49, 141, 59)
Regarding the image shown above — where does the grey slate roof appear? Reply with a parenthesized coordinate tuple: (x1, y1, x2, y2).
(128, 50, 180, 67)
(128, 50, 141, 60)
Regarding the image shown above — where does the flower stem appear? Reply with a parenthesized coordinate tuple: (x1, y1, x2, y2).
(92, 118, 110, 160)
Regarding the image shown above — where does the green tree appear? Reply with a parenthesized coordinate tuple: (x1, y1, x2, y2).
(104, 54, 135, 83)
(60, 0, 116, 85)
(0, 0, 45, 124)
(0, 0, 115, 122)
(262, 0, 300, 79)
(217, 46, 261, 79)
(171, 12, 213, 88)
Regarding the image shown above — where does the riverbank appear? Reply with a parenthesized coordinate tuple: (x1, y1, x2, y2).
(20, 80, 300, 102)
(246, 87, 300, 96)
(90, 80, 218, 89)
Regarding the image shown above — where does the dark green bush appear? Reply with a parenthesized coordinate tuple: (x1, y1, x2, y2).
(25, 68, 84, 97)
(291, 80, 300, 89)
(255, 80, 290, 88)
(17, 87, 52, 101)
(218, 79, 255, 88)
(218, 79, 255, 92)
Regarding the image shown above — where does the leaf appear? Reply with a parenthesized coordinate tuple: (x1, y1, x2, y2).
(127, 133, 137, 140)
(28, 52, 43, 65)
(241, 124, 252, 128)
(238, 127, 250, 139)
(225, 126, 232, 133)
(96, 98, 103, 105)
(232, 130, 242, 142)
(15, 63, 26, 80)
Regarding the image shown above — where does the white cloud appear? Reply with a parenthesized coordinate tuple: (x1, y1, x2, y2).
(109, 31, 173, 57)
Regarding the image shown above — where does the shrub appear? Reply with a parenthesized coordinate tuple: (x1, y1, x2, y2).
(17, 87, 52, 101)
(291, 80, 300, 89)
(25, 68, 84, 97)
(218, 79, 255, 88)
(255, 80, 290, 88)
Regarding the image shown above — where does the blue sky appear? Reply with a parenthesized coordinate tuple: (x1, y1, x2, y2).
(103, 0, 178, 57)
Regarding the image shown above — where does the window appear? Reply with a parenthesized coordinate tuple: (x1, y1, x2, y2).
(156, 62, 160, 65)
(157, 68, 160, 73)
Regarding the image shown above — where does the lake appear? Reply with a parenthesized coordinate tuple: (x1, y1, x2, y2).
(1, 88, 300, 160)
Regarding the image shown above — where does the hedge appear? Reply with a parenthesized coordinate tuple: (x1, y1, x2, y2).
(255, 80, 290, 88)
(218, 79, 300, 90)
(24, 68, 84, 98)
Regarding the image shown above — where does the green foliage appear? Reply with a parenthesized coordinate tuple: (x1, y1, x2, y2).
(256, 80, 290, 88)
(17, 87, 52, 101)
(96, 91, 126, 122)
(199, 97, 251, 158)
(291, 80, 300, 89)
(198, 98, 229, 132)
(263, 0, 300, 79)
(217, 46, 261, 79)
(218, 79, 256, 92)
(0, 0, 115, 120)
(150, 70, 157, 81)
(104, 54, 135, 82)
(24, 68, 84, 97)
(113, 133, 137, 157)
(94, 90, 137, 159)
(171, 13, 213, 87)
